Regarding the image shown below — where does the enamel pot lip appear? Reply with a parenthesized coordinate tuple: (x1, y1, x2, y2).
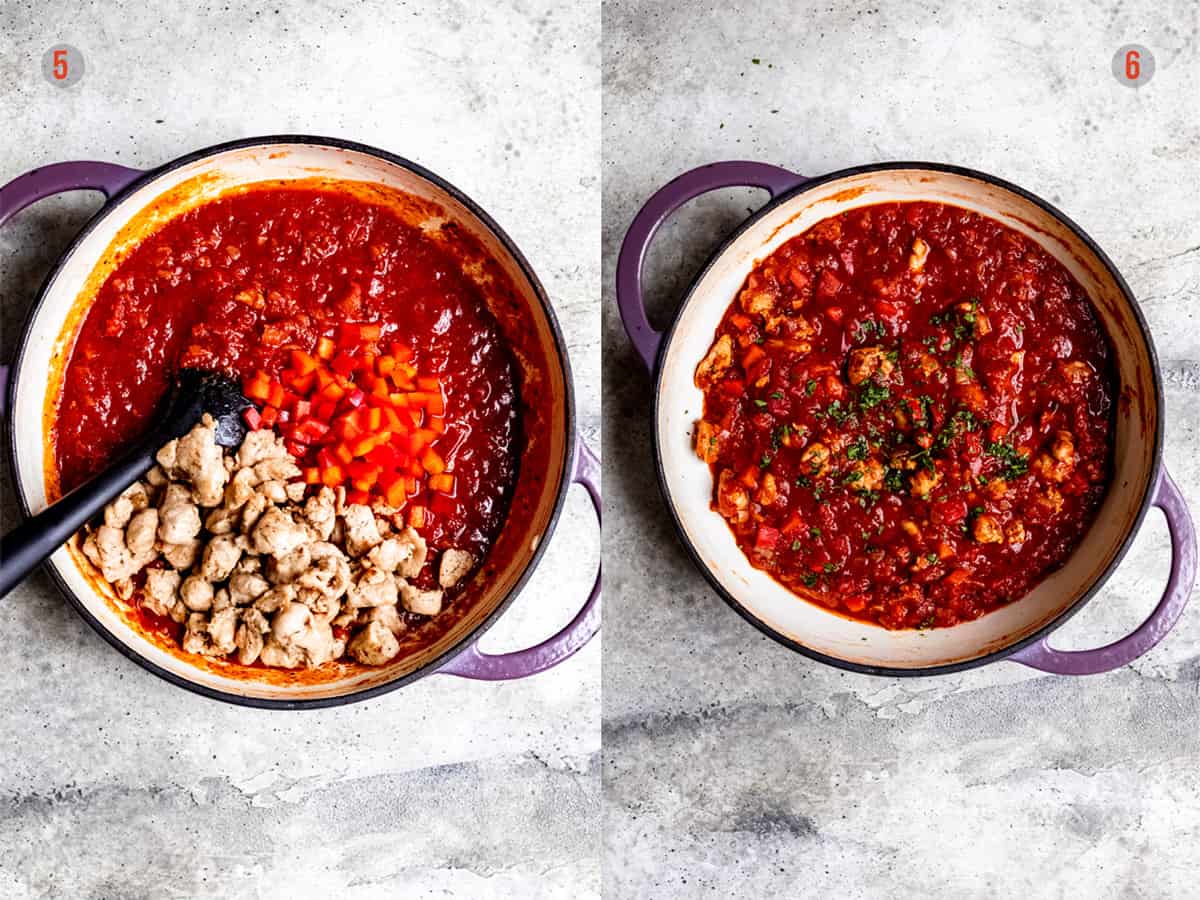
(5, 134, 578, 708)
(650, 160, 1165, 677)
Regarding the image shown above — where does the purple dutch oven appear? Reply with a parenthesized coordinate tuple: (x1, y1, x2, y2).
(617, 160, 1193, 676)
(0, 136, 600, 707)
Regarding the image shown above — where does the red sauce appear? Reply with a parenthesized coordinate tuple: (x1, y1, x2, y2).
(695, 202, 1115, 630)
(55, 186, 522, 632)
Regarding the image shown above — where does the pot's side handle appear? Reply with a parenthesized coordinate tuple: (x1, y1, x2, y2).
(0, 161, 145, 416)
(438, 438, 600, 681)
(1010, 468, 1195, 675)
(615, 161, 809, 372)
(0, 161, 144, 227)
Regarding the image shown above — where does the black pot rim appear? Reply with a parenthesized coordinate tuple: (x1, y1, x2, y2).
(650, 159, 1164, 677)
(5, 134, 577, 708)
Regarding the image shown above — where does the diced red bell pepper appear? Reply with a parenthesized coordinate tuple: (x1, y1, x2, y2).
(754, 525, 780, 553)
(243, 406, 263, 430)
(289, 349, 319, 375)
(421, 449, 446, 476)
(428, 473, 455, 494)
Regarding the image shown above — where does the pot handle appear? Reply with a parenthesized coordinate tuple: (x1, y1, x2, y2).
(1010, 468, 1195, 675)
(0, 161, 144, 227)
(615, 161, 809, 372)
(0, 161, 145, 414)
(438, 438, 601, 680)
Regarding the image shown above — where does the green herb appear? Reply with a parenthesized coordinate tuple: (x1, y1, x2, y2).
(759, 452, 773, 469)
(754, 398, 767, 408)
(857, 490, 880, 507)
(843, 469, 863, 484)
(859, 383, 889, 409)
(826, 400, 850, 423)
(809, 527, 822, 538)
(805, 379, 817, 396)
(918, 395, 935, 428)
(769, 390, 784, 400)
(917, 614, 936, 630)
(925, 553, 939, 565)
(751, 57, 761, 64)
(884, 468, 905, 492)
(985, 441, 1030, 479)
(801, 573, 818, 587)
(846, 436, 869, 461)
(823, 562, 839, 573)
(795, 475, 812, 488)
(791, 539, 803, 551)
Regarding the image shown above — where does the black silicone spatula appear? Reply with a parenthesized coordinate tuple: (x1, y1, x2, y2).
(0, 370, 251, 599)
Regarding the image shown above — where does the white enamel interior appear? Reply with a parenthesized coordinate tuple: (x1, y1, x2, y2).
(10, 142, 568, 701)
(657, 168, 1158, 669)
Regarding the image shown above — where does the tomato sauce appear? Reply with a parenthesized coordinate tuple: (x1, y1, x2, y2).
(55, 186, 520, 564)
(695, 202, 1115, 630)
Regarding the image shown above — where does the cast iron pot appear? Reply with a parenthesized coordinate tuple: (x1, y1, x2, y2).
(0, 135, 600, 707)
(617, 160, 1193, 676)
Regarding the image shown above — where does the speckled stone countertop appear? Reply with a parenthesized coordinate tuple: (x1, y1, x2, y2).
(603, 1, 1199, 897)
(0, 2, 599, 897)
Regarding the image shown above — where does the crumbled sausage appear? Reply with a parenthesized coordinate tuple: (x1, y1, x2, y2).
(847, 346, 895, 386)
(180, 575, 214, 612)
(800, 442, 831, 478)
(200, 535, 242, 581)
(158, 484, 202, 545)
(251, 507, 309, 558)
(695, 334, 733, 387)
(400, 582, 443, 617)
(717, 469, 751, 525)
(126, 509, 159, 556)
(909, 467, 942, 499)
(908, 237, 930, 272)
(346, 566, 399, 608)
(341, 505, 383, 557)
(438, 549, 474, 589)
(86, 416, 460, 670)
(347, 620, 399, 665)
(695, 420, 722, 463)
(143, 568, 182, 617)
(973, 514, 1003, 543)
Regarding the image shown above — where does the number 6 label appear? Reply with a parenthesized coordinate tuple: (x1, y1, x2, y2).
(1112, 44, 1155, 88)
(41, 44, 85, 88)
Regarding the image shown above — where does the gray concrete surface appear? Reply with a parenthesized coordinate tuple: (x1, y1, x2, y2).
(0, 3, 599, 898)
(603, 2, 1200, 897)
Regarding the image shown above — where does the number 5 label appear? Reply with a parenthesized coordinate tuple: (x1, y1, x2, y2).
(41, 44, 85, 88)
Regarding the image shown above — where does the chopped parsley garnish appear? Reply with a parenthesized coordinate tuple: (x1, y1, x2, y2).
(823, 562, 839, 573)
(754, 398, 767, 408)
(842, 469, 863, 484)
(759, 452, 773, 469)
(859, 382, 890, 409)
(805, 379, 817, 396)
(769, 390, 784, 400)
(801, 573, 818, 587)
(985, 440, 1030, 479)
(846, 436, 869, 461)
(925, 552, 939, 564)
(809, 527, 822, 538)
(791, 539, 803, 551)
(884, 468, 905, 492)
(795, 475, 812, 488)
